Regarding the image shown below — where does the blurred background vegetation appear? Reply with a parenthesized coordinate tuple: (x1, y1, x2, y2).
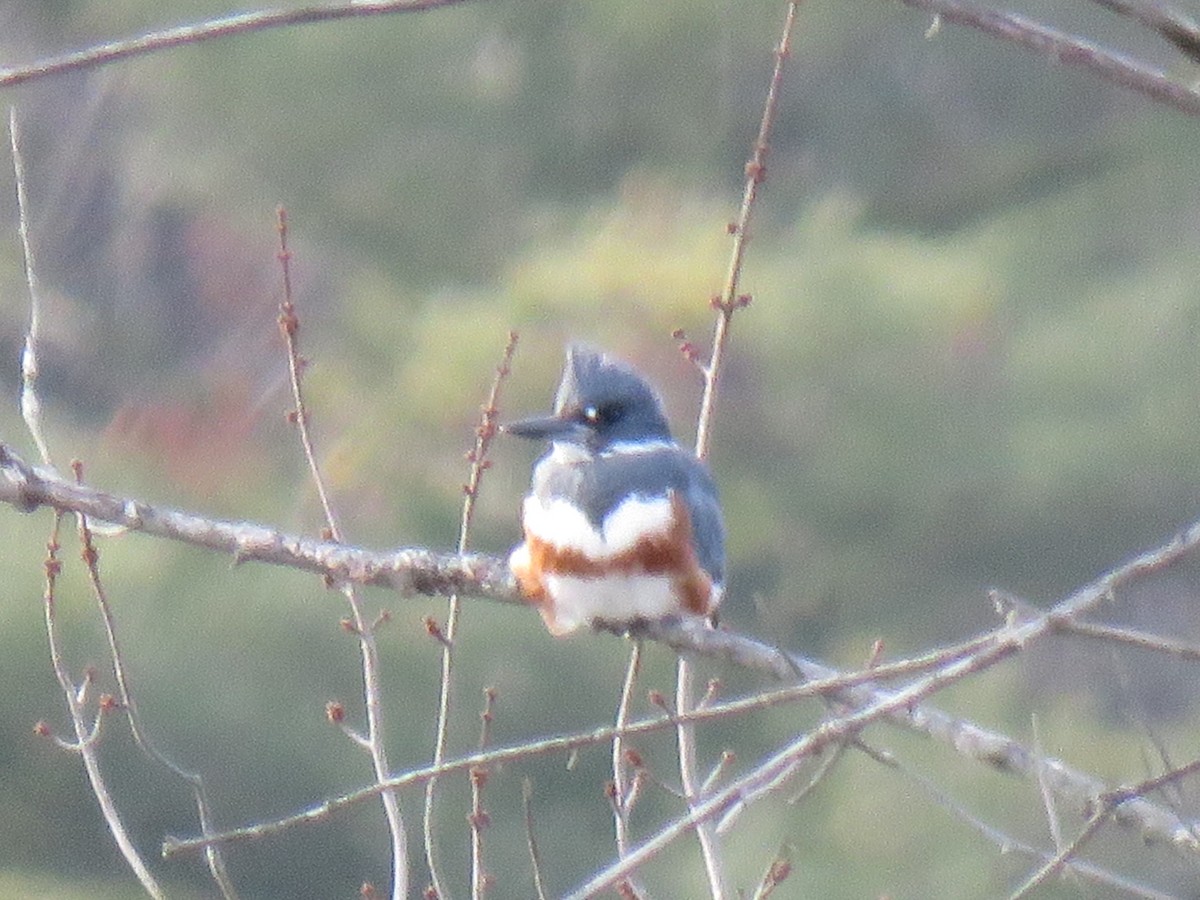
(1, 0, 1200, 896)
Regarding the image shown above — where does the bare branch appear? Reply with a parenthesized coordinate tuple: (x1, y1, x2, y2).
(41, 512, 166, 899)
(857, 741, 1175, 899)
(274, 211, 408, 899)
(1057, 619, 1200, 661)
(673, 3, 804, 892)
(900, 0, 1200, 117)
(610, 640, 645, 886)
(10, 108, 53, 468)
(9, 440, 1200, 861)
(0, 0, 481, 90)
(74, 461, 239, 898)
(162, 638, 1200, 866)
(522, 779, 549, 900)
(425, 332, 517, 899)
(1088, 0, 1200, 63)
(0, 441, 517, 602)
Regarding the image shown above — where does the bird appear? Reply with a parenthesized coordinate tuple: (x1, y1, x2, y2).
(504, 344, 725, 636)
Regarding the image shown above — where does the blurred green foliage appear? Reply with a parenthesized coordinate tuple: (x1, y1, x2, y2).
(1, 0, 1200, 896)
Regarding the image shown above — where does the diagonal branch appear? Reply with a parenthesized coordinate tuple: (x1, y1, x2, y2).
(6, 440, 1200, 858)
(0, 441, 517, 602)
(0, 0, 480, 89)
(900, 0, 1200, 117)
(1088, 0, 1200, 63)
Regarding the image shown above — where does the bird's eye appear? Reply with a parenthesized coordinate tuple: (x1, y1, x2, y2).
(580, 403, 622, 425)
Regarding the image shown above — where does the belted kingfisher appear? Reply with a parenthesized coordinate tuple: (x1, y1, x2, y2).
(504, 344, 725, 635)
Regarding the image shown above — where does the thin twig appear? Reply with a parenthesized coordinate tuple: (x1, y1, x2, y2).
(522, 779, 549, 900)
(277, 208, 341, 533)
(1032, 715, 1070, 864)
(611, 640, 644, 875)
(73, 461, 239, 898)
(777, 741, 844, 810)
(574, 603, 1200, 896)
(856, 741, 1174, 899)
(0, 0, 480, 89)
(10, 108, 53, 467)
(1008, 807, 1110, 899)
(676, 5, 803, 896)
(14, 109, 172, 898)
(1115, 757, 1200, 807)
(41, 512, 166, 898)
(702, 750, 736, 796)
(673, 664, 726, 897)
(749, 847, 793, 900)
(276, 209, 408, 899)
(470, 687, 498, 899)
(1030, 714, 1065, 857)
(900, 0, 1200, 117)
(694, 0, 800, 457)
(1088, 0, 1200, 63)
(167, 679, 848, 859)
(424, 332, 516, 899)
(1058, 619, 1200, 661)
(162, 658, 1200, 861)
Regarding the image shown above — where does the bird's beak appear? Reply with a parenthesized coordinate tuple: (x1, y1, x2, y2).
(500, 413, 586, 442)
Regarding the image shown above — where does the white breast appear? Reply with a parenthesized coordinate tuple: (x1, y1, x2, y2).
(537, 572, 680, 635)
(520, 493, 675, 559)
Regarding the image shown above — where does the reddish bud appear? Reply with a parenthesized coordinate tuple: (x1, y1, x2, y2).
(98, 694, 118, 712)
(277, 308, 299, 337)
(424, 616, 450, 646)
(623, 748, 644, 768)
(325, 701, 346, 724)
(33, 720, 51, 738)
(767, 858, 792, 885)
